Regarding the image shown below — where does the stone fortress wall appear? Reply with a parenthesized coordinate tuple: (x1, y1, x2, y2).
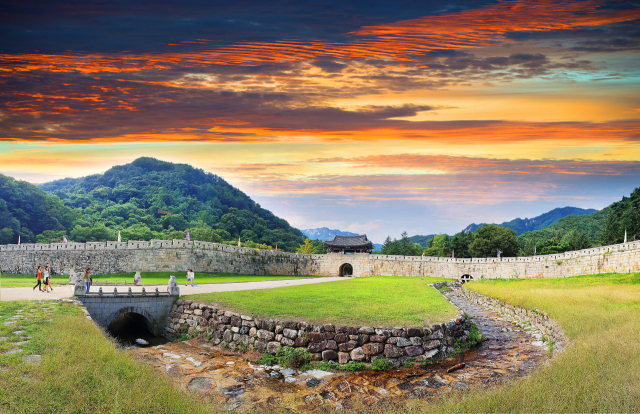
(1, 239, 639, 281)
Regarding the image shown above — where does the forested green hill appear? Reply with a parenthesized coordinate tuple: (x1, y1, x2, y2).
(0, 174, 78, 244)
(35, 157, 305, 251)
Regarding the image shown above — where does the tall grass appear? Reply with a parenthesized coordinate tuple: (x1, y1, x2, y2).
(401, 272, 640, 413)
(0, 301, 214, 414)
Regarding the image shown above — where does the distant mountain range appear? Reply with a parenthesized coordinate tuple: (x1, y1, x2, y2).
(408, 234, 438, 248)
(462, 207, 598, 236)
(409, 206, 598, 247)
(301, 227, 359, 241)
(302, 227, 383, 251)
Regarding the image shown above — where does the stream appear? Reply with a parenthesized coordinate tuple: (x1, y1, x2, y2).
(128, 288, 550, 411)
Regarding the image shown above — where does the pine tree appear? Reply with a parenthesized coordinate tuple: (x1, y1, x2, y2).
(600, 211, 619, 245)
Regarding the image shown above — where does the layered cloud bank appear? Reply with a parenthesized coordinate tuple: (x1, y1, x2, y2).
(1, 0, 638, 238)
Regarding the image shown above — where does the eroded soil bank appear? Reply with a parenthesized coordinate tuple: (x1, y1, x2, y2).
(129, 289, 551, 411)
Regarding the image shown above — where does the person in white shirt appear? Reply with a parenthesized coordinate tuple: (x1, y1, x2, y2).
(189, 269, 196, 287)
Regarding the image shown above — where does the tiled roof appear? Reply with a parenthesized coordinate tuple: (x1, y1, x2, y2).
(325, 234, 373, 248)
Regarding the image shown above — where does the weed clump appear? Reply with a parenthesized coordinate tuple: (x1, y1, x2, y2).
(371, 358, 391, 371)
(257, 346, 311, 369)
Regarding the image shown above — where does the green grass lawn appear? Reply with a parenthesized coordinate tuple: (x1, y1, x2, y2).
(0, 271, 321, 288)
(415, 272, 640, 413)
(187, 276, 458, 326)
(0, 300, 214, 414)
(0, 273, 69, 288)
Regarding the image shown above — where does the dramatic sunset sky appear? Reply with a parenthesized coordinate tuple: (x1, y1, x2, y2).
(1, 0, 639, 241)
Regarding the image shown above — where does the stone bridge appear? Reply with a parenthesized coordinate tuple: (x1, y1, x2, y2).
(74, 277, 179, 336)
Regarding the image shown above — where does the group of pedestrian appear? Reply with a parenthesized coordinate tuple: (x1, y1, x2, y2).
(33, 264, 92, 293)
(33, 263, 54, 293)
(185, 269, 196, 287)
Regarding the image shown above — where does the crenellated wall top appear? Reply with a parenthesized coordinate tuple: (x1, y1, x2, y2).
(0, 238, 638, 263)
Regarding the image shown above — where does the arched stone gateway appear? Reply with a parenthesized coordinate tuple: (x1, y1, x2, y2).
(460, 274, 474, 283)
(339, 263, 353, 277)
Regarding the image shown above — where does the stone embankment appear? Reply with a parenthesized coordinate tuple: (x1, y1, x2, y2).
(166, 299, 474, 366)
(459, 288, 567, 355)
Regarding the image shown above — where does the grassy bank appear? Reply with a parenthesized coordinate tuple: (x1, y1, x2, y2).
(0, 300, 213, 414)
(0, 272, 321, 288)
(187, 276, 457, 326)
(400, 272, 640, 413)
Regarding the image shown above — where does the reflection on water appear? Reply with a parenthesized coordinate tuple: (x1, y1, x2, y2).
(107, 313, 169, 348)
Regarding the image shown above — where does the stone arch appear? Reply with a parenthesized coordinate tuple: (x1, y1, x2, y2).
(460, 274, 474, 283)
(339, 263, 353, 277)
(105, 306, 156, 335)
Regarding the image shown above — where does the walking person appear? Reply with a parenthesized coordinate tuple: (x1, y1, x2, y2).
(84, 268, 92, 293)
(43, 264, 51, 293)
(45, 263, 54, 291)
(33, 265, 42, 291)
(189, 269, 196, 287)
(185, 269, 191, 286)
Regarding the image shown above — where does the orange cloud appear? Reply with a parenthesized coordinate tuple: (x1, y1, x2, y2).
(1, 0, 637, 73)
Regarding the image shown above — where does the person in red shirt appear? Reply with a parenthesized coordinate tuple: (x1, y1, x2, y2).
(33, 265, 42, 291)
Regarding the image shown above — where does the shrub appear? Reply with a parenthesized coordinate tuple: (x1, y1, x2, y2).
(255, 347, 312, 370)
(257, 353, 277, 365)
(371, 358, 391, 371)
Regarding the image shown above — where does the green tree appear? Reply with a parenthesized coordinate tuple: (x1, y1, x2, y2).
(296, 238, 315, 254)
(451, 231, 474, 258)
(35, 230, 67, 244)
(600, 212, 619, 245)
(469, 225, 518, 258)
(423, 234, 452, 257)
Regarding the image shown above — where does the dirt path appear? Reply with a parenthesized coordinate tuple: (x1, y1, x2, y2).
(0, 277, 347, 302)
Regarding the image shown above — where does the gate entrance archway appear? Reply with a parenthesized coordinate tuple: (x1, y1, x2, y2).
(460, 274, 474, 283)
(339, 263, 353, 277)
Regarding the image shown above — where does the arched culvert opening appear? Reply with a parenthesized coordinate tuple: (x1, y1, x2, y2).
(460, 274, 474, 284)
(106, 312, 166, 348)
(339, 263, 353, 277)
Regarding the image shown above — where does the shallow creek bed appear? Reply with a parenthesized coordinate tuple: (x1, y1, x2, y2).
(128, 289, 550, 412)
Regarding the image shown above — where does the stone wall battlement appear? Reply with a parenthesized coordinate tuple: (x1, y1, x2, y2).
(1, 239, 639, 280)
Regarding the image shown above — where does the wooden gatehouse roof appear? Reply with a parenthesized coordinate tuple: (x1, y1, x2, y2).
(324, 234, 373, 249)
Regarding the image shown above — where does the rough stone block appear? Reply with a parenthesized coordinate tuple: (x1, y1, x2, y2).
(407, 328, 423, 337)
(267, 341, 281, 354)
(362, 342, 384, 355)
(350, 347, 365, 361)
(308, 332, 323, 342)
(384, 344, 403, 358)
(405, 346, 424, 357)
(338, 352, 350, 364)
(283, 328, 297, 339)
(322, 350, 338, 360)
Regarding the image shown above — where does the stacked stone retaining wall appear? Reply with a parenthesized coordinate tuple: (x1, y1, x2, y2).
(1, 239, 639, 280)
(166, 299, 472, 367)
